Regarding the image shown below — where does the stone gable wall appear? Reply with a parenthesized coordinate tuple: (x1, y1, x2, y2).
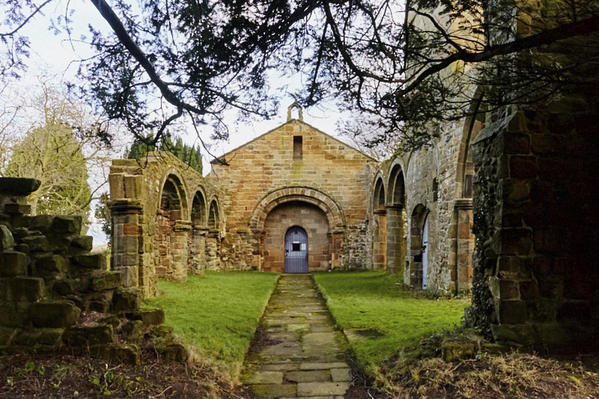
(209, 119, 377, 272)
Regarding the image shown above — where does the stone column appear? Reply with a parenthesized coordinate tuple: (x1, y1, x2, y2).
(190, 226, 208, 275)
(109, 199, 142, 288)
(172, 220, 191, 281)
(385, 205, 406, 275)
(205, 229, 221, 270)
(372, 209, 387, 270)
(454, 199, 474, 292)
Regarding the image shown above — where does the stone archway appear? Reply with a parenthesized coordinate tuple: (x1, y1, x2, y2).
(386, 161, 408, 275)
(250, 186, 345, 272)
(206, 199, 222, 270)
(372, 175, 387, 270)
(157, 174, 190, 281)
(189, 189, 207, 274)
(410, 204, 430, 289)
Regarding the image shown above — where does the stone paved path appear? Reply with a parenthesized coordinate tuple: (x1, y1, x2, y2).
(242, 274, 351, 398)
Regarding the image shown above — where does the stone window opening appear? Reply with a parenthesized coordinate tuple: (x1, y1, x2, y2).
(293, 136, 303, 160)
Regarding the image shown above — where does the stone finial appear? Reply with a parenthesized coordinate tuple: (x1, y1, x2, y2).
(287, 102, 303, 122)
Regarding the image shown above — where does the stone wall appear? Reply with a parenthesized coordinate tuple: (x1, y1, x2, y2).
(0, 177, 186, 363)
(209, 109, 377, 272)
(109, 153, 223, 297)
(372, 113, 477, 293)
(469, 94, 599, 349)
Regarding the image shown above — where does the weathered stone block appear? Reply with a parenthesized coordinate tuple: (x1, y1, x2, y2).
(35, 255, 68, 277)
(0, 224, 15, 251)
(72, 254, 105, 270)
(91, 271, 122, 291)
(155, 342, 188, 362)
(13, 328, 63, 347)
(120, 320, 144, 342)
(499, 300, 528, 324)
(0, 251, 28, 276)
(63, 325, 114, 346)
(148, 325, 174, 339)
(92, 343, 140, 365)
(52, 279, 75, 296)
(111, 287, 141, 312)
(21, 235, 50, 252)
(25, 215, 54, 232)
(70, 236, 93, 252)
(126, 308, 165, 326)
(29, 300, 80, 328)
(0, 326, 17, 345)
(11, 277, 45, 302)
(490, 323, 535, 345)
(4, 203, 32, 215)
(0, 177, 40, 196)
(442, 338, 478, 362)
(0, 302, 25, 327)
(50, 216, 82, 235)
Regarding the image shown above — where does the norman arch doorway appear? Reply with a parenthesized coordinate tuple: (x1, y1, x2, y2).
(285, 226, 308, 273)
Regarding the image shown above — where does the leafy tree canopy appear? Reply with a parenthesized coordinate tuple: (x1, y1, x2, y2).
(1, 0, 597, 151)
(4, 120, 92, 222)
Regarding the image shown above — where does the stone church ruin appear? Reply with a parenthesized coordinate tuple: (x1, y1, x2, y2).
(1, 0, 597, 362)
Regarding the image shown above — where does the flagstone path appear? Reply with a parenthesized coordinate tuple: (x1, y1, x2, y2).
(242, 274, 352, 398)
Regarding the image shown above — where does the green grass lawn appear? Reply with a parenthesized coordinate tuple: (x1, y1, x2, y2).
(313, 271, 469, 375)
(144, 271, 279, 378)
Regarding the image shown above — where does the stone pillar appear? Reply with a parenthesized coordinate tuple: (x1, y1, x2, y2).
(205, 229, 221, 270)
(386, 205, 406, 275)
(329, 230, 344, 269)
(109, 199, 142, 288)
(454, 199, 474, 292)
(190, 226, 208, 275)
(372, 209, 387, 270)
(172, 220, 191, 281)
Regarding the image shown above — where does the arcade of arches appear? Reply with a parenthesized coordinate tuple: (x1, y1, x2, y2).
(109, 100, 599, 349)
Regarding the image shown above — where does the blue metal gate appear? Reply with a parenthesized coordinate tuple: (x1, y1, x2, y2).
(284, 226, 308, 273)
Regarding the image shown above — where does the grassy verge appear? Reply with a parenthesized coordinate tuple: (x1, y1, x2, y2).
(144, 271, 279, 378)
(313, 271, 469, 375)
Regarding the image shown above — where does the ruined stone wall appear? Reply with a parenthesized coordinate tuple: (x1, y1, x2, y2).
(109, 153, 222, 297)
(374, 116, 475, 293)
(0, 177, 186, 363)
(469, 94, 599, 348)
(209, 116, 377, 271)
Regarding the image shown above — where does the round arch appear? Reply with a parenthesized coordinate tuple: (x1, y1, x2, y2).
(157, 171, 189, 220)
(250, 186, 345, 233)
(208, 199, 221, 229)
(456, 87, 486, 198)
(372, 174, 386, 211)
(191, 188, 208, 227)
(386, 159, 406, 206)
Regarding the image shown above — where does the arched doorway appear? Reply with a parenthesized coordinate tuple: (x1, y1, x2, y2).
(422, 213, 429, 289)
(262, 201, 330, 273)
(372, 176, 387, 270)
(190, 190, 207, 274)
(157, 174, 188, 281)
(410, 204, 430, 289)
(284, 226, 309, 273)
(386, 163, 407, 275)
